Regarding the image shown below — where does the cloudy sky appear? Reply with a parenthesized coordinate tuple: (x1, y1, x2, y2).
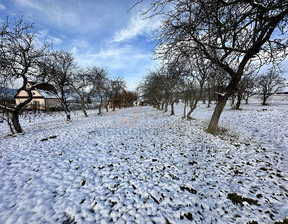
(1, 0, 287, 90)
(0, 0, 161, 90)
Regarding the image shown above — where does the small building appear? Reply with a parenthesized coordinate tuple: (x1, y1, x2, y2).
(14, 82, 60, 111)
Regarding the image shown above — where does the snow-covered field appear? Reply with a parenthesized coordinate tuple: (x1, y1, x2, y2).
(0, 95, 287, 224)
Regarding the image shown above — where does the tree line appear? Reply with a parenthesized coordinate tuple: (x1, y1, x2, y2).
(137, 0, 288, 133)
(0, 18, 137, 134)
(140, 62, 285, 119)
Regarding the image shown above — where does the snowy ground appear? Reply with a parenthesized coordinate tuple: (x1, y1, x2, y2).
(0, 95, 287, 223)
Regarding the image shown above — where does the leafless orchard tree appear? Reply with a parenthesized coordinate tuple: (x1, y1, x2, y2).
(185, 56, 209, 119)
(0, 18, 51, 133)
(122, 90, 138, 108)
(45, 50, 76, 122)
(256, 69, 285, 105)
(88, 66, 109, 115)
(101, 79, 114, 112)
(140, 70, 165, 109)
(234, 71, 257, 109)
(110, 77, 127, 111)
(204, 66, 230, 108)
(68, 67, 91, 117)
(0, 77, 15, 134)
(162, 63, 182, 115)
(139, 0, 288, 133)
(242, 78, 257, 105)
(142, 51, 209, 118)
(141, 66, 180, 115)
(178, 76, 195, 118)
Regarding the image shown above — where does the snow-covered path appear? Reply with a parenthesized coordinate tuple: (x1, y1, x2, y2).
(0, 100, 287, 223)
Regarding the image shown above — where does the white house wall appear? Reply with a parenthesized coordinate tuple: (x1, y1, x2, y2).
(15, 98, 46, 110)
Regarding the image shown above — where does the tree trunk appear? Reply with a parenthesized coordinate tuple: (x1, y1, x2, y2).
(7, 114, 15, 135)
(66, 113, 71, 122)
(161, 101, 164, 110)
(83, 108, 88, 117)
(207, 95, 229, 134)
(164, 101, 168, 112)
(63, 103, 71, 122)
(208, 98, 211, 108)
(262, 96, 268, 105)
(208, 54, 249, 133)
(12, 111, 23, 133)
(207, 84, 211, 108)
(183, 100, 187, 118)
(98, 105, 102, 114)
(81, 98, 88, 117)
(98, 96, 103, 115)
(157, 104, 160, 110)
(11, 80, 33, 133)
(170, 101, 174, 115)
(235, 93, 242, 110)
(59, 88, 71, 122)
(65, 106, 71, 122)
(231, 95, 235, 108)
(187, 100, 197, 119)
(187, 83, 204, 119)
(244, 96, 249, 104)
(2, 112, 15, 134)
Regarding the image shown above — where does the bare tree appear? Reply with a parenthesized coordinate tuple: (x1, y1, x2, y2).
(234, 72, 256, 109)
(110, 77, 126, 111)
(141, 67, 179, 115)
(68, 67, 90, 117)
(140, 70, 166, 109)
(178, 77, 195, 118)
(165, 63, 182, 115)
(0, 77, 15, 134)
(185, 56, 209, 119)
(46, 50, 76, 122)
(102, 79, 114, 112)
(123, 90, 138, 107)
(256, 69, 285, 105)
(88, 67, 109, 115)
(0, 18, 51, 133)
(141, 0, 288, 133)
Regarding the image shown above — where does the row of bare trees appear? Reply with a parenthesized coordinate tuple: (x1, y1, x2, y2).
(138, 0, 288, 133)
(141, 62, 285, 119)
(0, 18, 136, 134)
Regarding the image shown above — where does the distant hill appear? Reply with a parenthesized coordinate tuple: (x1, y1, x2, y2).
(277, 82, 288, 94)
(0, 87, 17, 100)
(64, 89, 101, 103)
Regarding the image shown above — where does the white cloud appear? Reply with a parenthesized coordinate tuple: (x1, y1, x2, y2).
(14, 0, 102, 32)
(72, 39, 89, 49)
(14, 0, 41, 10)
(51, 36, 63, 45)
(71, 46, 78, 55)
(6, 0, 161, 90)
(71, 44, 159, 90)
(0, 3, 6, 10)
(113, 12, 160, 43)
(37, 29, 63, 45)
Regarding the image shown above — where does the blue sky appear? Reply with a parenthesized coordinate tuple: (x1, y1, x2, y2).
(0, 0, 161, 90)
(0, 0, 287, 90)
